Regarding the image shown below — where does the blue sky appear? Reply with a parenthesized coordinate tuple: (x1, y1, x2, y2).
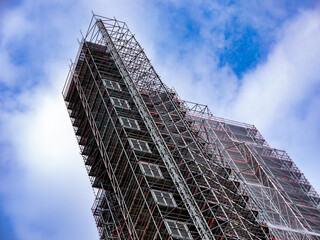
(1, 0, 320, 239)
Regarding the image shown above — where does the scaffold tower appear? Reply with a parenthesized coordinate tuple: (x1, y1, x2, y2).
(62, 14, 320, 239)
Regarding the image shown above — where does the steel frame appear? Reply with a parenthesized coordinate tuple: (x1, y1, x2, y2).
(183, 101, 320, 239)
(62, 14, 320, 240)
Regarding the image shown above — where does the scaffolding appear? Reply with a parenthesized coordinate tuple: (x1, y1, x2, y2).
(62, 14, 320, 239)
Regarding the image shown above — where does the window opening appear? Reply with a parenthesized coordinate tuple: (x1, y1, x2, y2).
(102, 79, 122, 91)
(119, 117, 140, 130)
(139, 162, 163, 178)
(151, 190, 176, 207)
(128, 138, 151, 153)
(164, 219, 193, 239)
(110, 97, 130, 109)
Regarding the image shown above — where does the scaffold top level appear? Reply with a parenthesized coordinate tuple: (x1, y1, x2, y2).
(84, 14, 263, 134)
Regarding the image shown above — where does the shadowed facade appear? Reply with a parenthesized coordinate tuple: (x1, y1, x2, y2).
(62, 15, 320, 240)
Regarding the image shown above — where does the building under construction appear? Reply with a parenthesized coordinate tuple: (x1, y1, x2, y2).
(62, 14, 320, 239)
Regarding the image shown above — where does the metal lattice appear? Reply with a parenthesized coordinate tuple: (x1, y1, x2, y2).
(62, 14, 320, 240)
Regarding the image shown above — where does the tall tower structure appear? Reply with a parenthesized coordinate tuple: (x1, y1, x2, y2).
(63, 15, 320, 239)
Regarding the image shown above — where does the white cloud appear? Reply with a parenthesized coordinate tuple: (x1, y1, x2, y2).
(153, 5, 320, 194)
(1, 78, 98, 240)
(1, 1, 320, 239)
(0, 3, 98, 239)
(228, 8, 320, 192)
(0, 1, 159, 239)
(0, 51, 20, 85)
(233, 9, 320, 125)
(0, 7, 34, 45)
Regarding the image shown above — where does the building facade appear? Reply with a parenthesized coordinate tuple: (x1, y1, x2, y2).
(62, 15, 320, 239)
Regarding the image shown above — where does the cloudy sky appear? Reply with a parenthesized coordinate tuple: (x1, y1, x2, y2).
(1, 0, 320, 239)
